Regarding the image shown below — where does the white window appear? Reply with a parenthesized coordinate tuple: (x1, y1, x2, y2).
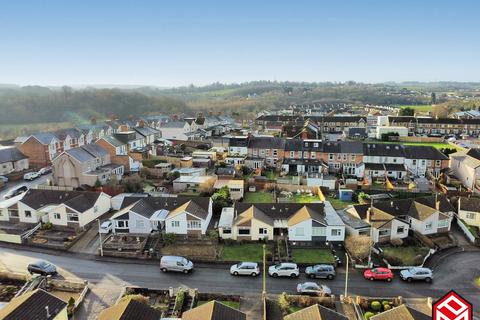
(171, 221, 180, 228)
(379, 229, 389, 236)
(328, 154, 334, 161)
(313, 143, 318, 148)
(435, 160, 441, 166)
(466, 212, 476, 220)
(67, 213, 78, 222)
(437, 219, 449, 228)
(187, 220, 201, 229)
(260, 149, 265, 155)
(238, 228, 250, 235)
(342, 154, 347, 161)
(397, 226, 405, 234)
(351, 154, 355, 161)
(25, 210, 32, 218)
(295, 227, 305, 236)
(290, 151, 295, 158)
(425, 222, 433, 230)
(259, 228, 267, 235)
(412, 159, 417, 165)
(53, 213, 61, 220)
(331, 229, 341, 236)
(312, 227, 326, 236)
(272, 150, 277, 156)
(298, 151, 302, 158)
(117, 220, 129, 228)
(311, 152, 316, 159)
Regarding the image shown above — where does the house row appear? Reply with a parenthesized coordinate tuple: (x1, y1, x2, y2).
(230, 137, 449, 179)
(342, 195, 455, 243)
(159, 115, 237, 141)
(0, 146, 29, 175)
(218, 201, 345, 243)
(0, 189, 111, 230)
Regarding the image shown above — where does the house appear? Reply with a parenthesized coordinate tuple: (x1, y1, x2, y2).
(0, 193, 27, 224)
(113, 131, 147, 152)
(52, 144, 124, 188)
(347, 195, 454, 242)
(111, 196, 212, 236)
(159, 121, 189, 141)
(370, 304, 430, 320)
(283, 303, 348, 320)
(213, 179, 244, 200)
(99, 298, 160, 320)
(219, 202, 345, 243)
(133, 126, 160, 156)
(216, 166, 236, 178)
(363, 143, 407, 180)
(173, 175, 217, 193)
(404, 146, 449, 178)
(53, 128, 85, 150)
(0, 146, 29, 175)
(449, 148, 480, 192)
(458, 196, 480, 228)
(228, 136, 249, 156)
(96, 136, 140, 172)
(247, 136, 285, 169)
(0, 289, 68, 320)
(375, 126, 409, 140)
(17, 132, 61, 168)
(17, 189, 111, 229)
(182, 300, 246, 320)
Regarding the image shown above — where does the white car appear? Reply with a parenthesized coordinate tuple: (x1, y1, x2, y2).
(268, 263, 299, 278)
(230, 262, 259, 277)
(23, 172, 40, 181)
(99, 221, 113, 234)
(296, 282, 332, 296)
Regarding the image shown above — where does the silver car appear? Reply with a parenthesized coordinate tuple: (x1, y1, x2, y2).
(400, 267, 433, 283)
(230, 262, 260, 277)
(296, 282, 331, 296)
(305, 264, 336, 280)
(268, 263, 299, 278)
(160, 256, 193, 274)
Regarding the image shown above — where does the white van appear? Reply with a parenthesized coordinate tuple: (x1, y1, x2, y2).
(160, 256, 193, 274)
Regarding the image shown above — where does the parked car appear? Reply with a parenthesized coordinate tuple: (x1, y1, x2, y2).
(23, 172, 40, 181)
(230, 262, 260, 277)
(38, 167, 52, 175)
(364, 268, 394, 282)
(305, 264, 336, 280)
(268, 263, 299, 278)
(99, 221, 113, 234)
(400, 267, 433, 283)
(160, 256, 193, 274)
(296, 282, 331, 296)
(0, 176, 8, 183)
(3, 185, 28, 199)
(27, 260, 57, 276)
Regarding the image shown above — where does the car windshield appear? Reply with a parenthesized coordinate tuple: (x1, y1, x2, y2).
(236, 263, 242, 267)
(182, 258, 189, 265)
(371, 268, 378, 273)
(38, 261, 51, 268)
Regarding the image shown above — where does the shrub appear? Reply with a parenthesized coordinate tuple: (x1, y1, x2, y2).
(298, 295, 313, 307)
(384, 304, 392, 311)
(162, 233, 176, 246)
(42, 222, 53, 230)
(121, 294, 149, 305)
(364, 311, 375, 320)
(381, 300, 390, 306)
(413, 254, 424, 266)
(207, 230, 219, 240)
(345, 235, 372, 261)
(390, 238, 403, 246)
(174, 291, 186, 311)
(278, 292, 290, 313)
(370, 301, 382, 311)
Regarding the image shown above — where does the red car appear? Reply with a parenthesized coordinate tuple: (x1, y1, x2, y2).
(364, 268, 394, 282)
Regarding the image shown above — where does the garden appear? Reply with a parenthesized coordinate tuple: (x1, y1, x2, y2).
(219, 242, 273, 262)
(291, 248, 335, 264)
(380, 238, 430, 266)
(359, 298, 398, 320)
(277, 292, 335, 316)
(243, 191, 274, 203)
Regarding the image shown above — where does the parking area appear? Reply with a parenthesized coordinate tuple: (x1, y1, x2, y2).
(0, 173, 52, 198)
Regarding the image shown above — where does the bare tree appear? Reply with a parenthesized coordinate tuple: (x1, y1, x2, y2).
(345, 235, 373, 261)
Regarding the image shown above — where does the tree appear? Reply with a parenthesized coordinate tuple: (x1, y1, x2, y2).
(345, 235, 372, 261)
(211, 186, 232, 213)
(94, 179, 102, 188)
(431, 92, 437, 104)
(399, 107, 414, 116)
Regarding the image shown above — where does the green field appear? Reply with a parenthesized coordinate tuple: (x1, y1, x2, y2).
(368, 140, 462, 151)
(243, 192, 274, 203)
(219, 243, 272, 262)
(291, 248, 335, 264)
(398, 105, 432, 112)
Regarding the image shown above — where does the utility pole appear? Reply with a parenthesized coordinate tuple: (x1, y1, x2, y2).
(262, 244, 266, 298)
(344, 253, 349, 298)
(97, 219, 103, 257)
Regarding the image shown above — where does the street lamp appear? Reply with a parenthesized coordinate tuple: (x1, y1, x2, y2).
(344, 253, 349, 298)
(262, 244, 266, 298)
(97, 219, 103, 257)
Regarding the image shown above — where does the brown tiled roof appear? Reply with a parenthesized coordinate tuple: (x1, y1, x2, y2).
(182, 301, 246, 320)
(284, 304, 348, 320)
(370, 304, 430, 320)
(0, 289, 67, 320)
(99, 298, 160, 320)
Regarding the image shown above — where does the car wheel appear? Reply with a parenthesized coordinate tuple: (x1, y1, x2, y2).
(407, 277, 412, 282)
(233, 271, 239, 276)
(309, 274, 315, 279)
(387, 278, 392, 282)
(251, 272, 257, 277)
(290, 273, 297, 278)
(327, 274, 334, 280)
(183, 269, 189, 274)
(161, 268, 167, 272)
(369, 277, 375, 281)
(272, 273, 278, 278)
(425, 277, 432, 283)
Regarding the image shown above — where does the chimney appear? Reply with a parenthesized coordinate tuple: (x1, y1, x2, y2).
(45, 306, 50, 318)
(366, 207, 371, 222)
(138, 120, 145, 128)
(301, 130, 308, 140)
(119, 124, 128, 133)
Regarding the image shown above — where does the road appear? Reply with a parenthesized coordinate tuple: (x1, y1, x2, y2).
(0, 173, 52, 198)
(0, 246, 478, 318)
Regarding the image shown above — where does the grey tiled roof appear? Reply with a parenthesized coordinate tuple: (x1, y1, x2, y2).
(0, 147, 28, 163)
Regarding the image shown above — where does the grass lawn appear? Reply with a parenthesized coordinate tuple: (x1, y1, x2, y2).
(460, 219, 480, 238)
(382, 246, 430, 266)
(219, 243, 271, 262)
(198, 300, 240, 309)
(398, 105, 432, 112)
(293, 194, 320, 203)
(291, 248, 335, 264)
(287, 306, 303, 314)
(475, 276, 480, 287)
(244, 192, 273, 203)
(326, 196, 355, 210)
(368, 140, 462, 151)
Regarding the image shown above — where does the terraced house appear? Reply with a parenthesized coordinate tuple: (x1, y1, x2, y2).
(246, 136, 286, 170)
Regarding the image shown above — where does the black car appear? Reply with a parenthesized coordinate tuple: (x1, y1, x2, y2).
(27, 260, 57, 276)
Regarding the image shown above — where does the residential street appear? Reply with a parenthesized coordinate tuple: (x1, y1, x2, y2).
(0, 245, 478, 319)
(0, 173, 52, 198)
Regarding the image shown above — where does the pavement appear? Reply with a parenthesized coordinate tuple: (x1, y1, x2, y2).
(0, 244, 479, 319)
(0, 173, 52, 198)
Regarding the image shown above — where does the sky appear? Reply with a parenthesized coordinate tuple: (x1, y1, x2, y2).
(0, 0, 479, 86)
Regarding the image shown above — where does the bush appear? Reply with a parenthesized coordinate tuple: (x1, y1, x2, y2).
(364, 311, 375, 320)
(174, 291, 186, 311)
(121, 294, 149, 304)
(390, 238, 403, 246)
(381, 300, 390, 306)
(42, 222, 53, 230)
(278, 292, 290, 313)
(207, 230, 219, 240)
(370, 301, 382, 311)
(384, 304, 392, 311)
(345, 235, 372, 261)
(162, 233, 176, 246)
